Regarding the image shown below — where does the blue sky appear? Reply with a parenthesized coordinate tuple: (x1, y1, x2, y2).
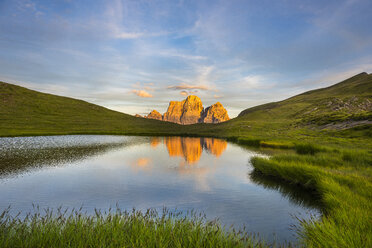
(1, 0, 371, 117)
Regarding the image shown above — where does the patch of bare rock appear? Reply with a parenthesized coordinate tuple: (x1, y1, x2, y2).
(146, 110, 162, 121)
(142, 95, 230, 125)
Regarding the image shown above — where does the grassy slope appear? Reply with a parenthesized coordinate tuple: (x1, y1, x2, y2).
(0, 81, 185, 136)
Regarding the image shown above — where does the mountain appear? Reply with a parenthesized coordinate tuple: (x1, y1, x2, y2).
(162, 100, 184, 123)
(201, 102, 230, 124)
(146, 110, 162, 120)
(238, 72, 372, 129)
(146, 95, 230, 125)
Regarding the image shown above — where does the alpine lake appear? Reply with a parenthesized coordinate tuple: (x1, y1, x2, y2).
(0, 135, 321, 243)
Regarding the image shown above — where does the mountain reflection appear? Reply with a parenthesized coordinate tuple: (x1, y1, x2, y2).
(150, 137, 161, 147)
(160, 137, 227, 163)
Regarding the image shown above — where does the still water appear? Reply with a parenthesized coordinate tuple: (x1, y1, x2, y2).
(0, 135, 320, 242)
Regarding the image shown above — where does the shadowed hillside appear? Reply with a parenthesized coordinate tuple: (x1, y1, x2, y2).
(0, 82, 183, 137)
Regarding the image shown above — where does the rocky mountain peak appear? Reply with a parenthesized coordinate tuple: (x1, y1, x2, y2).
(163, 100, 185, 124)
(146, 95, 230, 125)
(145, 110, 162, 120)
(200, 102, 230, 123)
(180, 95, 203, 125)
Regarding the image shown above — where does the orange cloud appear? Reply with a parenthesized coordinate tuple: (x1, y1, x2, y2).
(167, 83, 209, 91)
(132, 89, 153, 98)
(180, 90, 188, 96)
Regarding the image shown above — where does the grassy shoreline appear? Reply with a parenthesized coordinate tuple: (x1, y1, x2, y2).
(0, 207, 271, 248)
(251, 146, 372, 248)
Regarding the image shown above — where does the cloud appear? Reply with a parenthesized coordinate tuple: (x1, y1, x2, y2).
(115, 32, 145, 39)
(214, 95, 223, 98)
(154, 49, 207, 61)
(131, 82, 156, 97)
(180, 90, 188, 96)
(167, 83, 209, 91)
(115, 31, 170, 40)
(132, 89, 153, 98)
(242, 75, 264, 88)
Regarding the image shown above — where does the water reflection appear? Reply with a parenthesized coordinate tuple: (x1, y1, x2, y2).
(150, 137, 161, 147)
(250, 170, 322, 209)
(162, 137, 227, 163)
(131, 158, 153, 172)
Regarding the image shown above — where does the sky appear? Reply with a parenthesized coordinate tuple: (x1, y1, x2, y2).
(1, 0, 372, 117)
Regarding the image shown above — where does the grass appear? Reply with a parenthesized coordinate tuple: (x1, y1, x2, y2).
(0, 207, 270, 248)
(251, 148, 372, 248)
(293, 143, 323, 155)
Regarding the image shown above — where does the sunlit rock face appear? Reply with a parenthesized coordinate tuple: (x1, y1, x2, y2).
(180, 95, 203, 125)
(200, 102, 230, 123)
(163, 101, 184, 124)
(162, 95, 229, 125)
(145, 110, 162, 120)
(163, 137, 227, 164)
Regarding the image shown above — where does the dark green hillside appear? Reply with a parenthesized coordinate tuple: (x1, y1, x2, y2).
(0, 82, 183, 137)
(238, 72, 372, 127)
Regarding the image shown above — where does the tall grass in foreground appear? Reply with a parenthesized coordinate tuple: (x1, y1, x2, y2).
(0, 207, 272, 248)
(251, 148, 372, 248)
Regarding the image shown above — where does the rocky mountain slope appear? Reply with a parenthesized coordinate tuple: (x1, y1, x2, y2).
(201, 102, 231, 124)
(146, 110, 162, 120)
(145, 95, 230, 125)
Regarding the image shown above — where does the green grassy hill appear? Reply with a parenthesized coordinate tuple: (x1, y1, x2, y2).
(0, 81, 183, 137)
(239, 72, 372, 126)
